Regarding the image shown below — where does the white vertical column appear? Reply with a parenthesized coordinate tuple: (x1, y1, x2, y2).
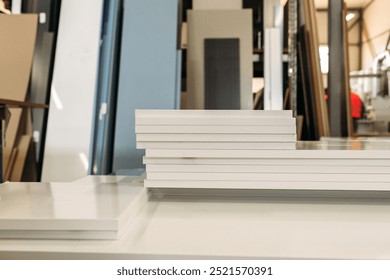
(264, 0, 284, 110)
(11, 0, 21, 14)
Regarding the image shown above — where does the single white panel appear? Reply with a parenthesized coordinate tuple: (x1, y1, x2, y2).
(137, 133, 297, 142)
(264, 28, 283, 110)
(144, 180, 390, 191)
(137, 142, 296, 150)
(136, 116, 295, 126)
(11, 0, 21, 14)
(41, 0, 104, 182)
(145, 164, 390, 174)
(136, 125, 296, 134)
(146, 172, 390, 182)
(145, 149, 390, 158)
(143, 157, 390, 166)
(135, 109, 292, 117)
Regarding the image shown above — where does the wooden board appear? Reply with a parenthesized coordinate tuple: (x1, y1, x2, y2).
(4, 148, 18, 181)
(0, 15, 38, 101)
(343, 2, 353, 136)
(307, 0, 329, 137)
(2, 109, 22, 175)
(9, 135, 31, 182)
(0, 15, 38, 180)
(298, 0, 330, 139)
(21, 139, 37, 182)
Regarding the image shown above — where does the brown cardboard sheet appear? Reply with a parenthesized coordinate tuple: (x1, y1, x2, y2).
(0, 15, 38, 179)
(10, 135, 31, 182)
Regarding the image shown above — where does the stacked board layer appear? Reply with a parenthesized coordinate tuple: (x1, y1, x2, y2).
(0, 176, 147, 240)
(136, 110, 390, 191)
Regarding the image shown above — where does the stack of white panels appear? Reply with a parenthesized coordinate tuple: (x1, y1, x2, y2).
(136, 109, 307, 188)
(137, 110, 390, 191)
(143, 150, 390, 190)
(0, 178, 147, 240)
(136, 110, 297, 150)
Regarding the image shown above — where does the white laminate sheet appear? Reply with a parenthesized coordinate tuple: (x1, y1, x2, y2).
(145, 149, 390, 158)
(146, 172, 390, 182)
(137, 134, 297, 142)
(137, 142, 296, 150)
(144, 180, 390, 191)
(145, 164, 390, 174)
(0, 177, 147, 239)
(143, 157, 390, 166)
(136, 110, 292, 117)
(136, 126, 296, 134)
(135, 116, 295, 126)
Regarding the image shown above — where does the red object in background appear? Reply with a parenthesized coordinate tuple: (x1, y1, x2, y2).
(351, 92, 362, 118)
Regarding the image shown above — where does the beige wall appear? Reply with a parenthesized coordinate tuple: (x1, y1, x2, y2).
(362, 0, 390, 68)
(316, 12, 328, 45)
(193, 0, 242, 10)
(187, 10, 253, 109)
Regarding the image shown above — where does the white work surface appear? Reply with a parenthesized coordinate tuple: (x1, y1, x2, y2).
(1, 176, 390, 259)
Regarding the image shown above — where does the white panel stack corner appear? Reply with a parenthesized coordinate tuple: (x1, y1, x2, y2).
(136, 110, 390, 191)
(0, 177, 147, 240)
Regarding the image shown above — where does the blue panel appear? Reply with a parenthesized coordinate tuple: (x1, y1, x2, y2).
(91, 0, 122, 174)
(113, 0, 180, 170)
(175, 50, 182, 109)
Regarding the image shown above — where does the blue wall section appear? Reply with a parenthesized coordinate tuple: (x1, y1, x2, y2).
(113, 0, 180, 170)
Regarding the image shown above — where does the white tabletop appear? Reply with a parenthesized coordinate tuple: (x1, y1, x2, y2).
(1, 177, 390, 259)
